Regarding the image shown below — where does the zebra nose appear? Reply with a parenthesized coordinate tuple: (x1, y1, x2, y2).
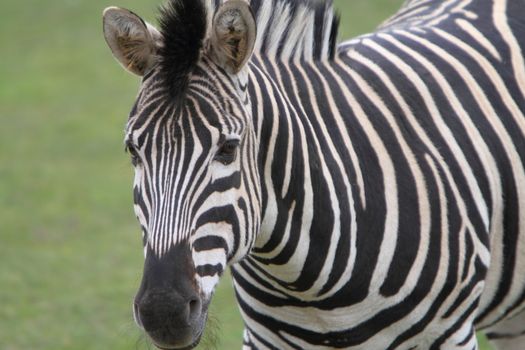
(136, 289, 202, 347)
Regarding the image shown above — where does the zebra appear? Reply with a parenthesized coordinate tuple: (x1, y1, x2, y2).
(101, 0, 525, 349)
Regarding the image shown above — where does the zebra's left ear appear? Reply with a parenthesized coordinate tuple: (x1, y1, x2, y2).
(209, 0, 256, 74)
(103, 7, 162, 76)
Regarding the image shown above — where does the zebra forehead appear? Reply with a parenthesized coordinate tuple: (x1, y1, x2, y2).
(125, 95, 244, 147)
(135, 66, 246, 127)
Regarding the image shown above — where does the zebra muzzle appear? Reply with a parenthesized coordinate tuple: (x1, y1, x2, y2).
(134, 288, 205, 349)
(133, 244, 207, 349)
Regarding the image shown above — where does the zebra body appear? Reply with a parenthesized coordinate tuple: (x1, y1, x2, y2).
(102, 0, 525, 349)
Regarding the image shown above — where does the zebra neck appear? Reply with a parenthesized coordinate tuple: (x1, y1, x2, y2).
(247, 56, 357, 296)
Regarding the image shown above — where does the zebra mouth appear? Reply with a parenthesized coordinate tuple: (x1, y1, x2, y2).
(153, 329, 204, 350)
(155, 339, 201, 350)
(150, 305, 208, 350)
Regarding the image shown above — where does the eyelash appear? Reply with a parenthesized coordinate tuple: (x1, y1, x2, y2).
(125, 143, 140, 166)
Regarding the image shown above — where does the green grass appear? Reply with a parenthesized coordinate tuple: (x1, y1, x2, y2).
(0, 0, 493, 349)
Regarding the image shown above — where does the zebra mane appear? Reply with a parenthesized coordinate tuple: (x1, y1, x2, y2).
(156, 0, 338, 95)
(248, 0, 340, 61)
(157, 0, 207, 97)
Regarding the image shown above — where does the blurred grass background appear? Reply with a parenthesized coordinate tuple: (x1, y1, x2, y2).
(0, 0, 493, 349)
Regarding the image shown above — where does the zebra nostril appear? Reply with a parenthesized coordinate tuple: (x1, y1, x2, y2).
(188, 297, 201, 321)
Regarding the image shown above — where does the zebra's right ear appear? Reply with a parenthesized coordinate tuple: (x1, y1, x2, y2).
(103, 7, 162, 76)
(209, 0, 256, 74)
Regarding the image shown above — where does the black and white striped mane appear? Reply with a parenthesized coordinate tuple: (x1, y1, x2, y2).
(156, 0, 339, 95)
(248, 0, 340, 60)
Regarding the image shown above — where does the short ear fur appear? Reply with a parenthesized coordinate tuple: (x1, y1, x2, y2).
(103, 7, 162, 76)
(210, 0, 256, 74)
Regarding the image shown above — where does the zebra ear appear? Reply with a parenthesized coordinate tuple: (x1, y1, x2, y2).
(209, 0, 256, 74)
(103, 7, 162, 76)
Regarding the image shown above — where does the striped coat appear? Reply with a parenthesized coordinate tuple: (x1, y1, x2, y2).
(102, 0, 525, 349)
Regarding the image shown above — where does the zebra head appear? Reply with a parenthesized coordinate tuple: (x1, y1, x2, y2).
(103, 1, 259, 348)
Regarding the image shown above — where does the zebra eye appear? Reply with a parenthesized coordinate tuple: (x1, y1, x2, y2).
(125, 143, 141, 166)
(215, 139, 239, 165)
